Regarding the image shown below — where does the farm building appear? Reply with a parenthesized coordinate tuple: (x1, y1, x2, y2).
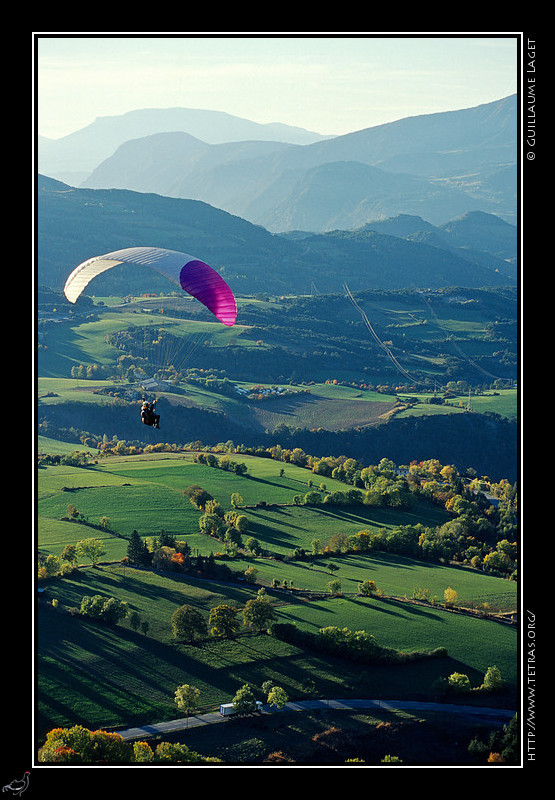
(140, 378, 170, 392)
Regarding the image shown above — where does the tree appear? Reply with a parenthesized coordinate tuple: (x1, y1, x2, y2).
(304, 490, 322, 506)
(183, 485, 213, 510)
(41, 554, 61, 578)
(133, 741, 154, 762)
(267, 685, 288, 710)
(174, 684, 201, 726)
(171, 604, 207, 642)
(245, 537, 262, 555)
(126, 530, 150, 566)
(76, 538, 106, 567)
(444, 587, 458, 607)
(80, 595, 129, 625)
(468, 714, 518, 764)
(60, 544, 78, 565)
(378, 457, 396, 474)
(235, 514, 249, 533)
(230, 492, 244, 508)
(440, 464, 458, 483)
(242, 590, 276, 632)
(232, 683, 258, 715)
(171, 552, 185, 569)
(244, 566, 258, 584)
(328, 532, 351, 553)
(448, 672, 471, 692)
(38, 725, 132, 764)
(352, 530, 372, 551)
(199, 512, 225, 537)
(481, 665, 505, 692)
(358, 579, 377, 596)
(158, 530, 176, 548)
(152, 546, 177, 571)
(154, 741, 218, 763)
(483, 549, 513, 574)
(209, 604, 241, 639)
(101, 597, 129, 625)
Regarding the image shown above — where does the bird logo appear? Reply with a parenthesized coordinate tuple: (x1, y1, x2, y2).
(2, 773, 30, 797)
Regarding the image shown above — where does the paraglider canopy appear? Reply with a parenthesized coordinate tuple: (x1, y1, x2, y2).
(63, 246, 237, 326)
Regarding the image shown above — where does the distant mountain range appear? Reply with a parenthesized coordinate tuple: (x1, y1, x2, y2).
(38, 96, 517, 232)
(37, 175, 516, 298)
(38, 107, 331, 186)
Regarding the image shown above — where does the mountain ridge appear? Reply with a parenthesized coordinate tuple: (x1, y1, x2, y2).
(37, 175, 515, 297)
(74, 95, 517, 230)
(38, 106, 330, 185)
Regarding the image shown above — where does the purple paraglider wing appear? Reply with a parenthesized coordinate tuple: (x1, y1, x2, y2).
(63, 246, 237, 326)
(180, 260, 237, 327)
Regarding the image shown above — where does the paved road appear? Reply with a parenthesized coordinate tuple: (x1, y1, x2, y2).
(116, 699, 516, 741)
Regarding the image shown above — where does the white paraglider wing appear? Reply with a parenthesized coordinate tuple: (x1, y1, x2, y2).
(63, 246, 237, 326)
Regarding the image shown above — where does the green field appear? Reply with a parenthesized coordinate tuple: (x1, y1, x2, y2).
(37, 448, 518, 742)
(38, 560, 517, 737)
(399, 389, 517, 421)
(37, 373, 517, 440)
(38, 451, 454, 558)
(37, 293, 518, 436)
(38, 304, 255, 381)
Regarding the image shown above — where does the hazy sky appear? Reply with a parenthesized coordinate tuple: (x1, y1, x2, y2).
(35, 34, 520, 140)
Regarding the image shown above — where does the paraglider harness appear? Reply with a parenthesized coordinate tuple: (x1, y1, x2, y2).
(141, 399, 160, 429)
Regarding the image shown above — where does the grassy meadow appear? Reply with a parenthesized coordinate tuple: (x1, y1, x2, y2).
(37, 295, 517, 435)
(37, 447, 518, 739)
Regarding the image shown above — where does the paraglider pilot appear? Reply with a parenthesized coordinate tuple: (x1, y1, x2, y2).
(141, 399, 160, 429)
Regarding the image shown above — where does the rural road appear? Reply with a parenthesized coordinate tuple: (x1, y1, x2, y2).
(116, 699, 516, 741)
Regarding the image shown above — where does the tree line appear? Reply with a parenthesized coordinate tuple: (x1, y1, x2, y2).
(39, 438, 517, 580)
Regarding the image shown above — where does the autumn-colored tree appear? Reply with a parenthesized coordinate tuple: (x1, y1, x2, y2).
(171, 551, 185, 568)
(152, 546, 177, 570)
(38, 725, 131, 763)
(352, 530, 372, 551)
(444, 587, 458, 607)
(358, 579, 377, 596)
(133, 741, 154, 762)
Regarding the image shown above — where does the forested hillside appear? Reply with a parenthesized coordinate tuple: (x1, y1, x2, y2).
(37, 176, 514, 297)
